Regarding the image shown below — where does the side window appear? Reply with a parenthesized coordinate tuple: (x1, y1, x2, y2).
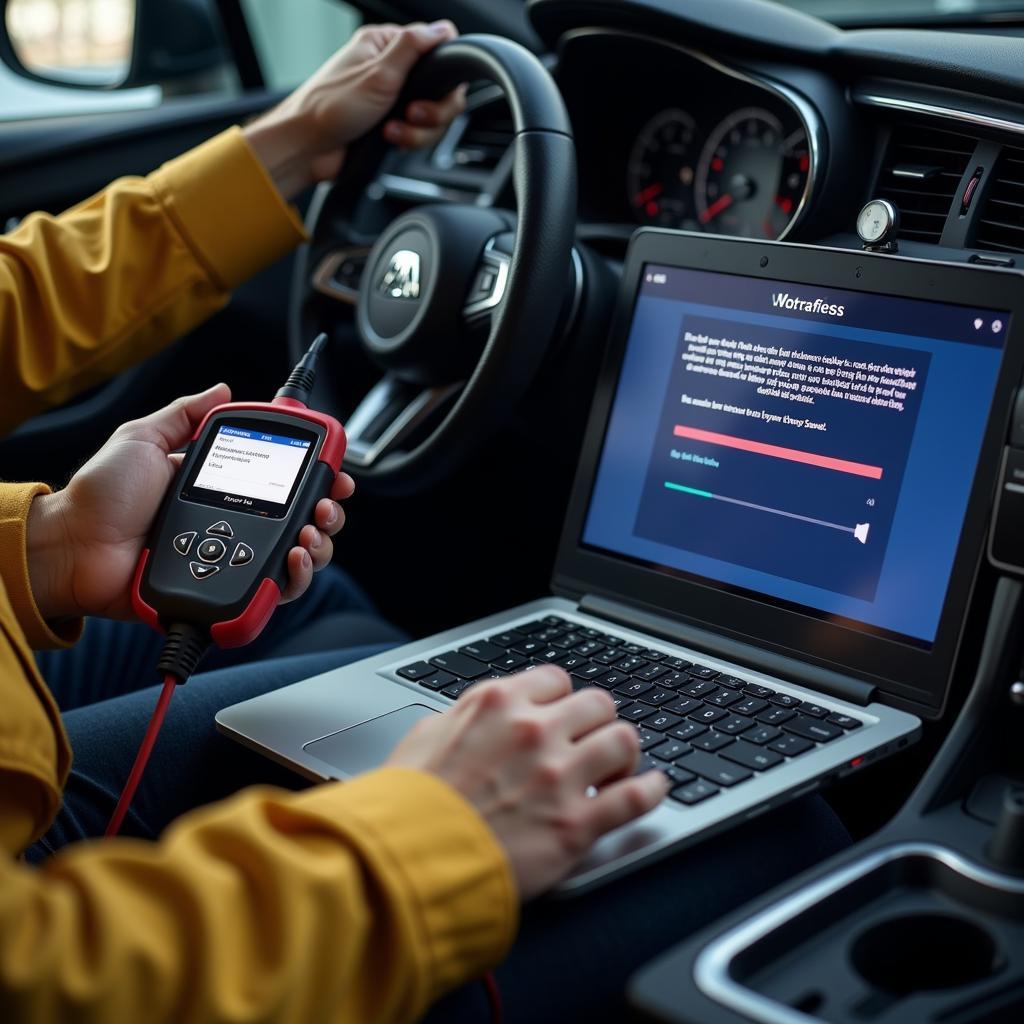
(239, 0, 361, 90)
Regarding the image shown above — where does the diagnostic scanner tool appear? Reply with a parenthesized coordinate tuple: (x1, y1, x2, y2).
(132, 334, 345, 656)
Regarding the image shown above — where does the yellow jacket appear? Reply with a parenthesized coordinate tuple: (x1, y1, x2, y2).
(0, 129, 516, 1022)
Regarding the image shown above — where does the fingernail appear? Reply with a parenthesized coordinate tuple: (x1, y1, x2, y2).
(326, 503, 338, 525)
(384, 121, 403, 142)
(302, 550, 312, 569)
(429, 19, 452, 37)
(408, 103, 427, 124)
(310, 530, 321, 548)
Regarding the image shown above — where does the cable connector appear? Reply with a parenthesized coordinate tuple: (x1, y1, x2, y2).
(274, 332, 329, 407)
(157, 622, 210, 683)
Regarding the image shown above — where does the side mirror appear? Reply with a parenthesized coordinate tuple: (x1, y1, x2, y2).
(0, 0, 225, 91)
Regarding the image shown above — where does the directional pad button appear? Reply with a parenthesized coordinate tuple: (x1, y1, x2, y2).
(190, 562, 220, 580)
(172, 531, 196, 555)
(197, 538, 227, 563)
(229, 542, 254, 567)
(206, 521, 233, 538)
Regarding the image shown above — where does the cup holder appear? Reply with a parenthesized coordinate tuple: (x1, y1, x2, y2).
(850, 912, 1003, 997)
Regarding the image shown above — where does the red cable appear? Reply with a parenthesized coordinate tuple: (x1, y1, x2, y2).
(483, 970, 503, 1024)
(105, 673, 178, 837)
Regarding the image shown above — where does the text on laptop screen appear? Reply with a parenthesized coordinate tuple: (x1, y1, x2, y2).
(582, 264, 1008, 646)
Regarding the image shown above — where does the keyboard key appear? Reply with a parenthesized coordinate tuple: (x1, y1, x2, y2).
(683, 751, 753, 787)
(580, 628, 603, 639)
(636, 729, 663, 752)
(681, 678, 719, 699)
(827, 713, 863, 730)
(717, 675, 747, 690)
(532, 627, 567, 643)
(651, 739, 691, 762)
(573, 664, 611, 684)
(620, 704, 655, 723)
(663, 657, 692, 671)
(670, 779, 720, 804)
(716, 714, 755, 735)
(640, 649, 667, 662)
(614, 656, 648, 673)
(664, 764, 697, 785)
(622, 643, 644, 655)
(770, 693, 802, 709)
(442, 679, 473, 699)
(555, 653, 588, 671)
(398, 661, 435, 681)
(784, 715, 843, 742)
(769, 734, 815, 757)
(666, 696, 702, 717)
(660, 671, 691, 689)
(733, 697, 768, 716)
(492, 653, 529, 672)
(705, 688, 741, 707)
(744, 725, 782, 745)
(744, 684, 775, 699)
(598, 670, 630, 689)
(758, 706, 795, 726)
(692, 731, 734, 752)
(635, 663, 669, 682)
(459, 640, 506, 663)
(532, 648, 561, 663)
(429, 651, 489, 679)
(488, 629, 526, 647)
(512, 639, 545, 657)
(635, 754, 663, 775)
(516, 619, 550, 635)
(670, 721, 707, 742)
(615, 679, 654, 699)
(721, 742, 785, 771)
(592, 650, 624, 665)
(688, 705, 728, 724)
(639, 689, 676, 707)
(610, 696, 634, 713)
(801, 702, 830, 719)
(599, 634, 626, 647)
(573, 640, 605, 657)
(687, 664, 720, 681)
(417, 671, 457, 691)
(645, 711, 682, 732)
(551, 632, 583, 649)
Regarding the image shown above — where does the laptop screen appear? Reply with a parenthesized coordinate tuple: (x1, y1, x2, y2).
(581, 262, 1008, 649)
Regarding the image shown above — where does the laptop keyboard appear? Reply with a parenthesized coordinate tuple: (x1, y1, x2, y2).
(396, 615, 866, 807)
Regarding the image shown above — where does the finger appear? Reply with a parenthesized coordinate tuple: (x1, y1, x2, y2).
(405, 85, 467, 128)
(280, 545, 314, 603)
(514, 664, 572, 704)
(128, 382, 231, 452)
(168, 453, 185, 470)
(380, 19, 457, 80)
(315, 498, 345, 536)
(298, 523, 333, 571)
(546, 686, 618, 741)
(583, 771, 670, 841)
(383, 120, 447, 149)
(331, 472, 356, 501)
(571, 722, 640, 787)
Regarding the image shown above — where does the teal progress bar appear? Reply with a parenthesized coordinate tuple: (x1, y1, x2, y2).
(663, 481, 871, 543)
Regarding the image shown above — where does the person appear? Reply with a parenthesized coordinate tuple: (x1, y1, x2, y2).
(0, 20, 850, 1024)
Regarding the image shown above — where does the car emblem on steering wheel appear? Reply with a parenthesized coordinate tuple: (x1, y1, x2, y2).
(379, 249, 421, 299)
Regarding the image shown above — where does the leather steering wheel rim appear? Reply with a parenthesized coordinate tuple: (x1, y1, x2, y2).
(298, 34, 577, 494)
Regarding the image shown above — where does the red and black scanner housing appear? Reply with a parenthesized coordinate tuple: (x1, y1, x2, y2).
(132, 400, 346, 649)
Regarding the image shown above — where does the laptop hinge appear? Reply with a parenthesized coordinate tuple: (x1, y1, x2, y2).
(578, 593, 877, 707)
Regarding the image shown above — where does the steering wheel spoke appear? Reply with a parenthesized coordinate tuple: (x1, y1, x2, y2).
(311, 247, 373, 305)
(344, 375, 462, 469)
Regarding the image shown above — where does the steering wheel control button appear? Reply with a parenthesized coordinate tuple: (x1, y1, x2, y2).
(206, 521, 234, 538)
(189, 562, 220, 581)
(197, 538, 227, 564)
(229, 543, 254, 567)
(172, 531, 197, 556)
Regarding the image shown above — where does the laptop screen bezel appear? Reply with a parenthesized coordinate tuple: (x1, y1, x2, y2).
(552, 230, 1024, 719)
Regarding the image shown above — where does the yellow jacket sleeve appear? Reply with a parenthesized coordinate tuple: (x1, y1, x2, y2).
(0, 126, 306, 436)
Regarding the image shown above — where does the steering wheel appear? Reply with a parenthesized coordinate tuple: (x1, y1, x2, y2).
(290, 35, 578, 493)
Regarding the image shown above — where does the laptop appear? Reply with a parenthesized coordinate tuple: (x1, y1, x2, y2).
(217, 229, 1024, 893)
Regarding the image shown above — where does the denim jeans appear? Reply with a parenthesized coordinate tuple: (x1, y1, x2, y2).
(29, 564, 850, 1021)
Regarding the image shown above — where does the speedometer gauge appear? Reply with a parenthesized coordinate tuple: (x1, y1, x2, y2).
(627, 108, 699, 229)
(695, 107, 810, 239)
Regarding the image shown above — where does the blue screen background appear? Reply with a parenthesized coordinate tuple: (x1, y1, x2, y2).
(582, 269, 1006, 644)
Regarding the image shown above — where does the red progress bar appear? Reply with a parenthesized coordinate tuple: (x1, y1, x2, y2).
(673, 425, 883, 480)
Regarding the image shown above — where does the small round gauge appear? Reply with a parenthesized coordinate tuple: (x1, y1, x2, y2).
(694, 107, 811, 239)
(627, 108, 699, 229)
(856, 199, 899, 246)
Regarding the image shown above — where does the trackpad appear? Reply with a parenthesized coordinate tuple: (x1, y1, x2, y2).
(302, 705, 438, 776)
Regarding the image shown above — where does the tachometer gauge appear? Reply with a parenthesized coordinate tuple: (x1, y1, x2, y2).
(695, 107, 810, 239)
(627, 108, 699, 228)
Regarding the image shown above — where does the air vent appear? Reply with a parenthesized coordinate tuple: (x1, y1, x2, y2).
(876, 124, 975, 243)
(434, 97, 513, 173)
(975, 144, 1024, 254)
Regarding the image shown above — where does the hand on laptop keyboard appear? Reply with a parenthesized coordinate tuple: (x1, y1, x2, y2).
(386, 665, 670, 899)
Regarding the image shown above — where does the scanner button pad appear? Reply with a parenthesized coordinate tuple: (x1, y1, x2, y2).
(190, 562, 220, 580)
(172, 531, 196, 556)
(197, 538, 227, 563)
(229, 542, 254, 567)
(206, 521, 234, 538)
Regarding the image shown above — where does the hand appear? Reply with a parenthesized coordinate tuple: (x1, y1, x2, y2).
(26, 384, 354, 622)
(387, 667, 669, 900)
(244, 21, 467, 199)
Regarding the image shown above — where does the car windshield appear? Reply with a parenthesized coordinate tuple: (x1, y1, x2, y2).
(779, 0, 1024, 24)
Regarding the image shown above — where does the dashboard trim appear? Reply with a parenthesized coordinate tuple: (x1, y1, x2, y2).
(855, 91, 1024, 139)
(559, 27, 824, 241)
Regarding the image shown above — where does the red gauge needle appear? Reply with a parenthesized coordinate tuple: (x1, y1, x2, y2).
(634, 182, 664, 206)
(700, 193, 734, 225)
